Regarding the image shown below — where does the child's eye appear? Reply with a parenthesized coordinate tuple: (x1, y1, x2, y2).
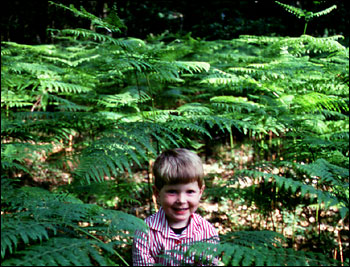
(187, 190, 196, 194)
(166, 190, 177, 194)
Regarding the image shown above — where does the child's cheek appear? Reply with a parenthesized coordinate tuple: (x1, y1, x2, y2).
(165, 195, 176, 203)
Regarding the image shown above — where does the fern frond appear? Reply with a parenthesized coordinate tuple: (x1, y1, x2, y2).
(275, 1, 307, 19)
(41, 52, 100, 68)
(238, 35, 282, 45)
(173, 61, 210, 74)
(293, 92, 349, 113)
(3, 61, 56, 76)
(58, 29, 142, 50)
(1, 89, 34, 109)
(296, 159, 349, 218)
(201, 115, 242, 135)
(1, 220, 53, 258)
(49, 2, 125, 34)
(313, 5, 337, 18)
(73, 120, 186, 183)
(177, 103, 212, 115)
(298, 159, 348, 186)
(210, 96, 262, 114)
(40, 80, 92, 94)
(275, 1, 337, 21)
(200, 68, 241, 86)
(268, 35, 346, 57)
(241, 166, 346, 213)
(97, 91, 151, 109)
(1, 142, 53, 173)
(1, 42, 57, 56)
(185, 231, 340, 266)
(48, 94, 90, 111)
(1, 237, 110, 266)
(1, 179, 147, 265)
(166, 116, 212, 138)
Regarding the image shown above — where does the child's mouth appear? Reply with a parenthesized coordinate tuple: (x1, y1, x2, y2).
(173, 207, 189, 214)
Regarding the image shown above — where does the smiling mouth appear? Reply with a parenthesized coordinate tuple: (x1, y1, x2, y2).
(173, 207, 189, 210)
(173, 207, 189, 213)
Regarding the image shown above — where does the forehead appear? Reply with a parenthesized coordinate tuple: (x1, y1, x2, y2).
(162, 181, 200, 190)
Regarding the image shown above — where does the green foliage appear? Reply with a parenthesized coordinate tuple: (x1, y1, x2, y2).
(241, 159, 349, 219)
(1, 1, 348, 266)
(159, 230, 342, 265)
(49, 2, 126, 34)
(275, 1, 337, 34)
(1, 178, 147, 266)
(185, 231, 340, 266)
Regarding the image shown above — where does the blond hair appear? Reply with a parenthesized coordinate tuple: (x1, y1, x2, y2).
(153, 148, 204, 190)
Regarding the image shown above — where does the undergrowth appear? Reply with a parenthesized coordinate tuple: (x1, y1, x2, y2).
(1, 1, 348, 266)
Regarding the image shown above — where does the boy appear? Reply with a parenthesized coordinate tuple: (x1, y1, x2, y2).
(132, 148, 219, 266)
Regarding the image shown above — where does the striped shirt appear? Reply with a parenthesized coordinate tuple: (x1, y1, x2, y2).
(132, 207, 219, 266)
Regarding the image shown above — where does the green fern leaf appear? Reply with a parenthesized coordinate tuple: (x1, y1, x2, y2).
(49, 2, 124, 34)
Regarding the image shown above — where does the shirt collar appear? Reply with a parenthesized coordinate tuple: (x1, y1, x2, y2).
(148, 207, 201, 238)
(148, 208, 170, 237)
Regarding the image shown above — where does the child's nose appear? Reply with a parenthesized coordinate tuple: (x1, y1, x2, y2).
(177, 193, 186, 203)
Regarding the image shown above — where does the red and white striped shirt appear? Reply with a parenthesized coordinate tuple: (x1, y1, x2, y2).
(132, 208, 219, 266)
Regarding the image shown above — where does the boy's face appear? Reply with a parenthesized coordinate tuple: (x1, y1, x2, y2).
(154, 181, 204, 229)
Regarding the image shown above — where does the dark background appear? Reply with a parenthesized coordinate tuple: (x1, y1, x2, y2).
(1, 0, 349, 45)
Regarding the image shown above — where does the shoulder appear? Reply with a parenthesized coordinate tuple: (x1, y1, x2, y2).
(192, 212, 215, 227)
(192, 212, 218, 235)
(144, 212, 157, 225)
(144, 208, 167, 231)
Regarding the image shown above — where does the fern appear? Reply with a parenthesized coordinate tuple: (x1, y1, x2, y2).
(156, 230, 341, 266)
(33, 239, 98, 265)
(2, 237, 114, 266)
(1, 179, 147, 266)
(2, 2, 348, 266)
(48, 95, 90, 111)
(40, 80, 92, 94)
(185, 232, 340, 266)
(201, 68, 241, 87)
(239, 159, 348, 219)
(51, 28, 144, 51)
(49, 2, 126, 34)
(1, 220, 53, 257)
(293, 92, 349, 113)
(73, 120, 188, 183)
(275, 1, 337, 34)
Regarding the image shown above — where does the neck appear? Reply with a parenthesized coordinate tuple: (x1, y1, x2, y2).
(166, 216, 190, 229)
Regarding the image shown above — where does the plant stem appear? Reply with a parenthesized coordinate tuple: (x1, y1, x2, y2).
(146, 74, 156, 122)
(338, 231, 344, 266)
(229, 130, 234, 159)
(303, 22, 308, 35)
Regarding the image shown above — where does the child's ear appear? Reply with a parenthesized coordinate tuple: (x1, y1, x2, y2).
(200, 185, 205, 195)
